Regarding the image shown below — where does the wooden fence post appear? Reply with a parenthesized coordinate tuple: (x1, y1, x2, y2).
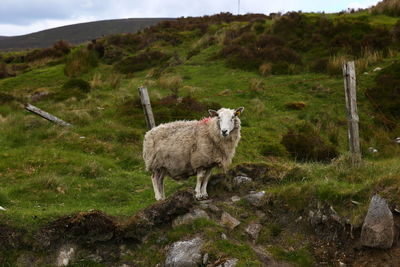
(138, 86, 155, 130)
(25, 103, 72, 127)
(342, 61, 361, 166)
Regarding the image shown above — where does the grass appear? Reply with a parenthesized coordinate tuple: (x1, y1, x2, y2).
(1, 11, 400, 265)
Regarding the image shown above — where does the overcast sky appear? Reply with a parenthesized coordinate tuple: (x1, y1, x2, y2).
(0, 0, 380, 36)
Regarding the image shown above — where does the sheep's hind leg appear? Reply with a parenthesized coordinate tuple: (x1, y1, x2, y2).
(195, 169, 206, 200)
(200, 169, 212, 200)
(151, 170, 165, 201)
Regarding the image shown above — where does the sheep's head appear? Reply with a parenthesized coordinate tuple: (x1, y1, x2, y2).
(209, 107, 244, 137)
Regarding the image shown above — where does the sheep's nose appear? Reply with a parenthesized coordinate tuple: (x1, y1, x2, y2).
(221, 129, 228, 136)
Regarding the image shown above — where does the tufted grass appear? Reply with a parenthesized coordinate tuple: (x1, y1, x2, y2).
(0, 11, 400, 265)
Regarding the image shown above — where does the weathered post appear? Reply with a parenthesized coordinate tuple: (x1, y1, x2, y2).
(138, 86, 155, 130)
(25, 103, 72, 127)
(342, 61, 361, 166)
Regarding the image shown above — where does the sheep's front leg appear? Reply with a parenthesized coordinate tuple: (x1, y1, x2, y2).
(195, 169, 206, 200)
(200, 169, 212, 200)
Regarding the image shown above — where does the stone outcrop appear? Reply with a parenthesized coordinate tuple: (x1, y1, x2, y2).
(361, 194, 394, 249)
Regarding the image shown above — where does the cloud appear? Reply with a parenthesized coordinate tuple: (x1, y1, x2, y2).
(347, 0, 378, 10)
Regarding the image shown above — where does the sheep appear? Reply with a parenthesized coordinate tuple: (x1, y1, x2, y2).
(143, 107, 244, 201)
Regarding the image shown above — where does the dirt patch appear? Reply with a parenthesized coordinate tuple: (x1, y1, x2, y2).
(0, 223, 26, 249)
(35, 210, 118, 249)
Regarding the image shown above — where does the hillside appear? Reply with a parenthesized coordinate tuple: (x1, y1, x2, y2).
(1, 11, 400, 266)
(0, 18, 174, 51)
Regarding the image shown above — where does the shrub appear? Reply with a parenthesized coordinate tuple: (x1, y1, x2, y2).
(154, 95, 221, 123)
(371, 0, 400, 16)
(25, 40, 71, 62)
(259, 63, 272, 76)
(260, 143, 287, 157)
(249, 78, 265, 92)
(0, 92, 16, 104)
(64, 48, 98, 77)
(281, 122, 338, 162)
(158, 75, 183, 96)
(103, 45, 126, 64)
(115, 50, 170, 74)
(0, 62, 13, 78)
(365, 62, 400, 128)
(310, 58, 328, 73)
(62, 78, 91, 93)
(285, 101, 306, 110)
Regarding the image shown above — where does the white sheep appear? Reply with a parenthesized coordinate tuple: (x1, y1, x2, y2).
(143, 107, 244, 200)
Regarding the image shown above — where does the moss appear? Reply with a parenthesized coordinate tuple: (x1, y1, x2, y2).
(268, 247, 314, 267)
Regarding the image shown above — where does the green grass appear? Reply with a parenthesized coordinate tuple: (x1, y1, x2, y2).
(1, 11, 400, 265)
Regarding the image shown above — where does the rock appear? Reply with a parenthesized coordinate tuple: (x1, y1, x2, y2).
(255, 210, 266, 219)
(203, 253, 209, 264)
(0, 205, 6, 211)
(368, 147, 378, 153)
(245, 223, 262, 240)
(56, 244, 75, 267)
(231, 196, 241, 202)
(233, 175, 252, 185)
(216, 258, 239, 267)
(208, 204, 220, 213)
(172, 209, 209, 227)
(220, 212, 241, 230)
(373, 67, 382, 72)
(165, 237, 203, 267)
(244, 191, 266, 207)
(394, 137, 400, 144)
(361, 194, 394, 249)
(221, 233, 227, 240)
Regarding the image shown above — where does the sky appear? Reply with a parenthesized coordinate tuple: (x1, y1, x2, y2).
(0, 0, 380, 36)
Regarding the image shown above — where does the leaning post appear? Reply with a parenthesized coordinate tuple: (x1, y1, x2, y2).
(342, 61, 361, 166)
(138, 86, 156, 130)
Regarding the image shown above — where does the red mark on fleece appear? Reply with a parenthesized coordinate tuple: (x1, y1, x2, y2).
(199, 117, 212, 124)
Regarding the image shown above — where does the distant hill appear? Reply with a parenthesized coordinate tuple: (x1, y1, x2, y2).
(0, 18, 174, 51)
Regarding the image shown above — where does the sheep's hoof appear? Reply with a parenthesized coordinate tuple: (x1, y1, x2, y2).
(195, 194, 209, 201)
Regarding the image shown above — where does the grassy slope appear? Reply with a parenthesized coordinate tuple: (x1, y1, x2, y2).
(1, 11, 400, 265)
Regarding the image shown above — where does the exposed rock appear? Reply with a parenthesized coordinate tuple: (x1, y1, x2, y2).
(229, 163, 269, 181)
(0, 205, 6, 211)
(221, 233, 227, 240)
(165, 237, 203, 267)
(124, 190, 194, 241)
(172, 209, 210, 227)
(373, 67, 382, 72)
(245, 223, 262, 240)
(245, 191, 266, 207)
(220, 212, 241, 230)
(368, 147, 378, 153)
(231, 196, 241, 202)
(56, 244, 76, 267)
(233, 175, 252, 185)
(216, 258, 238, 267)
(361, 194, 394, 249)
(203, 253, 209, 265)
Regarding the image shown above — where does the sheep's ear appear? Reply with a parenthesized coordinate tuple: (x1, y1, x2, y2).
(208, 109, 218, 117)
(234, 107, 244, 116)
